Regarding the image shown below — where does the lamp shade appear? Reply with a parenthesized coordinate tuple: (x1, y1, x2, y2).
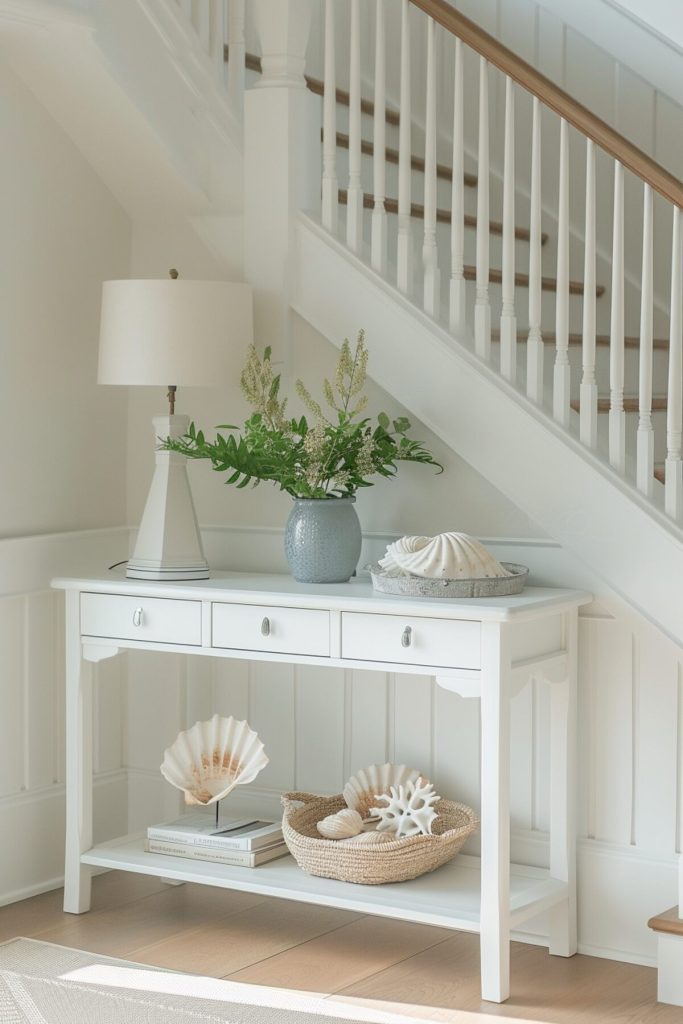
(98, 279, 253, 386)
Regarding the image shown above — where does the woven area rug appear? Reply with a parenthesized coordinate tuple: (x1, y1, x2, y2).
(0, 938, 436, 1024)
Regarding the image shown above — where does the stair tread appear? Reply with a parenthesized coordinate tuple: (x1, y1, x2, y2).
(648, 907, 683, 934)
(337, 189, 543, 243)
(334, 132, 478, 189)
(569, 396, 667, 413)
(233, 49, 407, 132)
(491, 330, 668, 350)
(464, 265, 602, 296)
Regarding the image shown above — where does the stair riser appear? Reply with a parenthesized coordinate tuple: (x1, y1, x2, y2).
(337, 205, 611, 335)
(491, 341, 669, 399)
(334, 145, 474, 213)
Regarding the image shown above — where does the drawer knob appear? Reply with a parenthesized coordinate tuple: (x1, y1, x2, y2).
(401, 625, 412, 648)
(261, 616, 271, 637)
(133, 607, 143, 628)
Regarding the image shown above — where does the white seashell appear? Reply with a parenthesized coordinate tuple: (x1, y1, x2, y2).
(379, 532, 511, 580)
(317, 808, 364, 840)
(340, 829, 394, 846)
(160, 714, 268, 806)
(370, 777, 440, 838)
(343, 763, 425, 821)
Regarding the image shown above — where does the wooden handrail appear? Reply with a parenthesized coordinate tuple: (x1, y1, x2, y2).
(409, 0, 683, 210)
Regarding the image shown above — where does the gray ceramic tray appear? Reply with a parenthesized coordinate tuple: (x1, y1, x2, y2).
(368, 562, 529, 598)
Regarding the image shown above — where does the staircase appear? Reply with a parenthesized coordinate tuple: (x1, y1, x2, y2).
(243, 0, 683, 648)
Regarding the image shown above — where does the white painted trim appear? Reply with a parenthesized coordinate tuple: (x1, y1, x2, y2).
(0, 526, 130, 598)
(0, 768, 126, 810)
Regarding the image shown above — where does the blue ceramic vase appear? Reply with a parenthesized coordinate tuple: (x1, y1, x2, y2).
(284, 497, 362, 583)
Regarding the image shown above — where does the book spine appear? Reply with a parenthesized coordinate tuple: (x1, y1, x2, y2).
(146, 830, 282, 851)
(145, 839, 261, 866)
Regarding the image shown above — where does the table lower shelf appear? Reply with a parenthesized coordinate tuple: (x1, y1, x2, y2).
(81, 834, 567, 934)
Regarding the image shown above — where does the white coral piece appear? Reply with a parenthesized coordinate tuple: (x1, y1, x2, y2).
(369, 777, 440, 838)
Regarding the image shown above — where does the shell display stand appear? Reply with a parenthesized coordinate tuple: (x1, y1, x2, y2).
(369, 562, 529, 598)
(52, 569, 590, 1004)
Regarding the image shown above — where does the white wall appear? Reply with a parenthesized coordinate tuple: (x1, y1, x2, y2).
(0, 65, 131, 537)
(0, 67, 131, 904)
(612, 0, 683, 50)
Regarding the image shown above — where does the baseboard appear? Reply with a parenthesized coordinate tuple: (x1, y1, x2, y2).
(0, 770, 127, 908)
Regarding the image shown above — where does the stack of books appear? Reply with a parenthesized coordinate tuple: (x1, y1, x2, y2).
(144, 812, 288, 868)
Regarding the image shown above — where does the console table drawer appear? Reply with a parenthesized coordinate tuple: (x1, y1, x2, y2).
(81, 593, 202, 646)
(212, 603, 330, 657)
(341, 612, 480, 669)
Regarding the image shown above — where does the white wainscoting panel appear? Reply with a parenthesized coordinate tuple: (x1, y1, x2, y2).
(0, 528, 129, 906)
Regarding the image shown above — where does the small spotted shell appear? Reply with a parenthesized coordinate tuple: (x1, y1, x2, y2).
(317, 808, 363, 840)
(340, 829, 394, 846)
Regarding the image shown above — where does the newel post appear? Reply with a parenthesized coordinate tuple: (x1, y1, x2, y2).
(243, 0, 320, 357)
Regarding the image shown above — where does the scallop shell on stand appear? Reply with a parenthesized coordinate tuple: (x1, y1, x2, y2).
(379, 532, 511, 579)
(317, 807, 363, 840)
(343, 763, 426, 821)
(160, 714, 268, 806)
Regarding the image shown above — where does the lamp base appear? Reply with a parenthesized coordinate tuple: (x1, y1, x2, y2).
(129, 414, 210, 583)
(126, 562, 210, 582)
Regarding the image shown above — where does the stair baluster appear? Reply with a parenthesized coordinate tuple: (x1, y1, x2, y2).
(580, 139, 598, 450)
(637, 184, 655, 497)
(422, 17, 440, 317)
(553, 119, 570, 427)
(609, 162, 626, 475)
(226, 0, 245, 115)
(449, 37, 466, 334)
(321, 0, 338, 234)
(499, 76, 516, 383)
(397, 0, 413, 294)
(211, 1, 226, 86)
(371, 0, 387, 275)
(526, 97, 543, 403)
(665, 205, 683, 519)
(346, 0, 363, 253)
(196, 1, 211, 52)
(474, 58, 491, 360)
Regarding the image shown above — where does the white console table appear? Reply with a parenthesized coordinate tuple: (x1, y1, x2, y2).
(53, 571, 590, 1003)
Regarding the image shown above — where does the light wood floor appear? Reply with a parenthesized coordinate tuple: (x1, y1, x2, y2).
(1, 872, 679, 1023)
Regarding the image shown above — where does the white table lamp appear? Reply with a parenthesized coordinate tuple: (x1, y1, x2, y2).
(98, 272, 253, 580)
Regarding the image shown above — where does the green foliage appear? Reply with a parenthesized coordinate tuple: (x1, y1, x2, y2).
(161, 330, 442, 499)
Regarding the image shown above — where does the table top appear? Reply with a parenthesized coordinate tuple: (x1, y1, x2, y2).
(53, 569, 591, 622)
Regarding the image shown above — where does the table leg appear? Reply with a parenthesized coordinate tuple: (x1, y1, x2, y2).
(63, 591, 93, 914)
(479, 621, 511, 1002)
(548, 609, 578, 956)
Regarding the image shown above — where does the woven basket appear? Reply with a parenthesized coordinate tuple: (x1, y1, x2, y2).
(281, 791, 479, 885)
